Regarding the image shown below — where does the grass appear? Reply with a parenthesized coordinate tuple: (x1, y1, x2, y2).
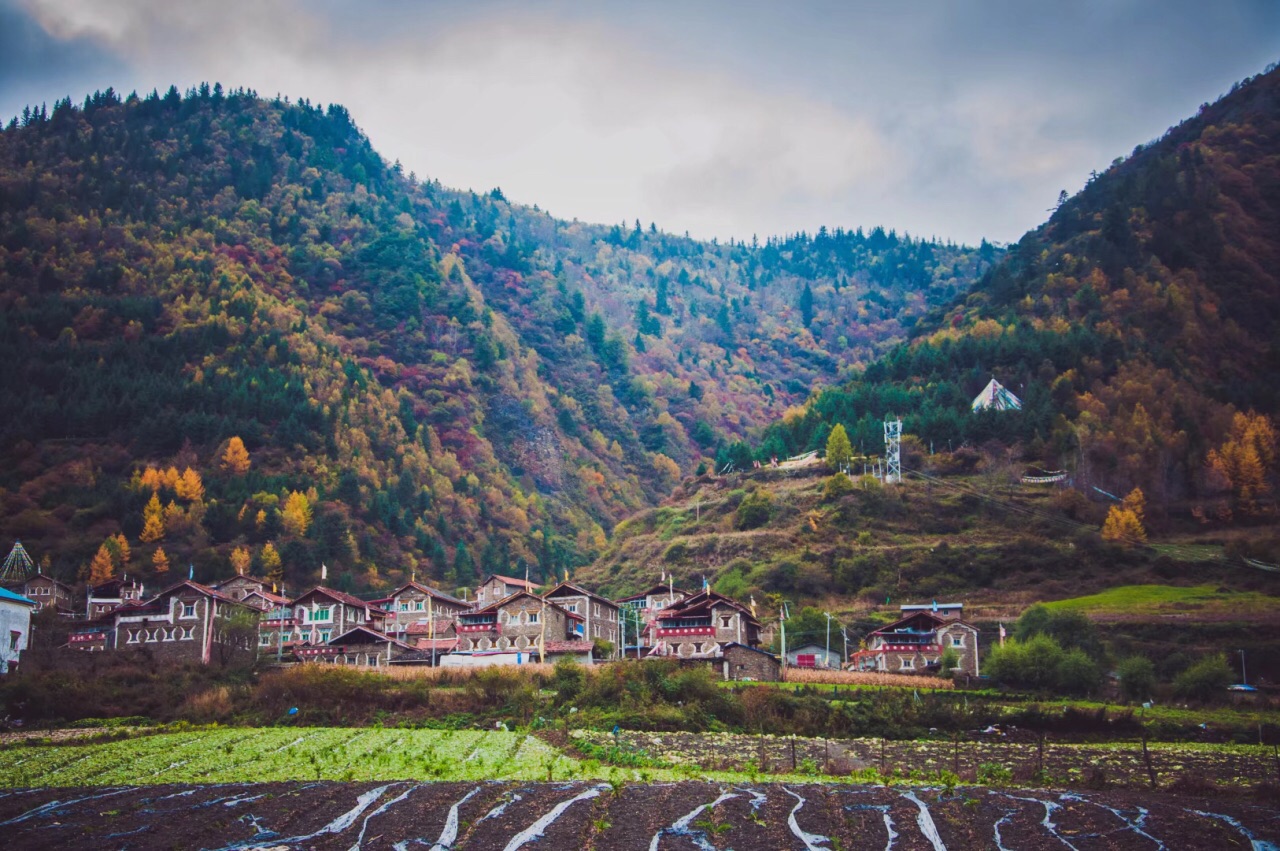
(1043, 584, 1280, 618)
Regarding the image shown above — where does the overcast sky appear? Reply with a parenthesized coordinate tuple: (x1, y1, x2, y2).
(3, 0, 1278, 246)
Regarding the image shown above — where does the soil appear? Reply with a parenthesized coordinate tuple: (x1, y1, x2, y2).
(0, 780, 1275, 850)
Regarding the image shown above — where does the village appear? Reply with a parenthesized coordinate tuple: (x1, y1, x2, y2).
(1, 539, 980, 682)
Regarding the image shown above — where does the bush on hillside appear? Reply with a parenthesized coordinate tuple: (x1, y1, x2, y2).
(1116, 655, 1157, 702)
(1173, 654, 1233, 702)
(736, 489, 774, 529)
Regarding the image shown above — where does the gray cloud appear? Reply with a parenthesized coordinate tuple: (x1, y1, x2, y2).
(5, 0, 1278, 245)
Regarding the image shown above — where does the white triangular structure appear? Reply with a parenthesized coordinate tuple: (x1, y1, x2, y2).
(0, 541, 35, 583)
(971, 378, 1022, 412)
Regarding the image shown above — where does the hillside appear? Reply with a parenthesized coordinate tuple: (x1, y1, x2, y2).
(0, 85, 991, 592)
(758, 64, 1280, 528)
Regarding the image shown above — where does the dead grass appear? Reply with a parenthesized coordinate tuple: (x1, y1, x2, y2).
(376, 663, 556, 682)
(782, 667, 954, 689)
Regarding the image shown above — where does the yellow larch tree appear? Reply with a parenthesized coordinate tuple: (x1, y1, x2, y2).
(1102, 487, 1147, 544)
(229, 546, 252, 576)
(175, 467, 205, 503)
(139, 493, 165, 542)
(152, 547, 170, 575)
(281, 491, 312, 537)
(88, 544, 115, 584)
(1208, 412, 1277, 515)
(112, 533, 131, 570)
(261, 542, 282, 583)
(221, 436, 251, 474)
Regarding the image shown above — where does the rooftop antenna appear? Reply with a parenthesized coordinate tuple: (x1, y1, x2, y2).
(0, 541, 34, 584)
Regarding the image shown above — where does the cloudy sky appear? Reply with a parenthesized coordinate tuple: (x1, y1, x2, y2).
(3, 0, 1277, 245)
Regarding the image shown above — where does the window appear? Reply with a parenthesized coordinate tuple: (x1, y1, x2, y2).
(528, 612, 539, 624)
(9, 631, 20, 650)
(181, 628, 194, 641)
(951, 636, 964, 647)
(259, 634, 271, 646)
(566, 603, 578, 613)
(300, 631, 312, 643)
(313, 606, 332, 623)
(694, 642, 704, 654)
(399, 602, 409, 611)
(320, 631, 331, 643)
(182, 604, 196, 618)
(369, 656, 379, 667)
(720, 616, 732, 628)
(163, 628, 175, 641)
(900, 658, 914, 669)
(127, 630, 141, 644)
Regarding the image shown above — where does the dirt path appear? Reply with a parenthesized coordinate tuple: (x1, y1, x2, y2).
(0, 780, 1275, 850)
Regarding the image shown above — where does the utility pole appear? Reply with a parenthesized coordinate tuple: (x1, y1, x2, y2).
(428, 593, 435, 668)
(824, 612, 833, 669)
(1241, 649, 1248, 685)
(840, 627, 849, 670)
(780, 603, 789, 670)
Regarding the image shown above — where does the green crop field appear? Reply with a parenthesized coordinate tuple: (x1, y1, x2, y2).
(1043, 584, 1280, 619)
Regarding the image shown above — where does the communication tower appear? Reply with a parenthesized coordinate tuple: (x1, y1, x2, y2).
(883, 419, 902, 484)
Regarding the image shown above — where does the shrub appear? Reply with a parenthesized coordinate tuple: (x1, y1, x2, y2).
(736, 489, 774, 530)
(1173, 654, 1233, 702)
(1116, 655, 1157, 702)
(822, 473, 857, 502)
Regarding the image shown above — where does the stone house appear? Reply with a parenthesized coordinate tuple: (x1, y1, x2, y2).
(376, 581, 470, 642)
(616, 583, 690, 656)
(67, 618, 113, 652)
(288, 586, 386, 646)
(239, 588, 290, 613)
(292, 625, 414, 667)
(211, 575, 269, 603)
(22, 574, 75, 616)
(543, 581, 619, 652)
(651, 590, 762, 659)
(86, 577, 145, 619)
(850, 608, 980, 676)
(719, 642, 781, 682)
(456, 591, 580, 658)
(474, 573, 539, 607)
(404, 618, 458, 659)
(0, 587, 36, 674)
(113, 580, 260, 665)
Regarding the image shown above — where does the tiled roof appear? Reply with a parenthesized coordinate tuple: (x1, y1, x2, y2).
(405, 619, 456, 635)
(392, 580, 469, 607)
(294, 585, 377, 610)
(485, 574, 538, 590)
(542, 640, 595, 654)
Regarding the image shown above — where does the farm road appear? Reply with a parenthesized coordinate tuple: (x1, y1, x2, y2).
(1, 780, 1277, 849)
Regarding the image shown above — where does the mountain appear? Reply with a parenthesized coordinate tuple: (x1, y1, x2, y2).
(0, 84, 992, 592)
(758, 64, 1280, 521)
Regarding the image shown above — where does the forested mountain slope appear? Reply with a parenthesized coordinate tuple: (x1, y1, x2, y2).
(761, 64, 1280, 519)
(0, 85, 991, 592)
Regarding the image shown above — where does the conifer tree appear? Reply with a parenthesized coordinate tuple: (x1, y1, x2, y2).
(175, 467, 205, 502)
(140, 493, 165, 542)
(88, 544, 114, 584)
(1101, 488, 1147, 543)
(261, 542, 282, 582)
(282, 491, 312, 536)
(221, 436, 251, 474)
(230, 546, 251, 575)
(825, 423, 853, 471)
(152, 547, 170, 574)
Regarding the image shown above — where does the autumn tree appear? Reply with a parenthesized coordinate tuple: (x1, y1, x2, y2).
(175, 467, 205, 502)
(152, 547, 170, 574)
(88, 543, 115, 584)
(825, 423, 853, 471)
(261, 542, 282, 582)
(281, 491, 312, 537)
(230, 546, 252, 576)
(221, 436, 251, 474)
(1208, 412, 1277, 515)
(139, 493, 165, 542)
(1102, 487, 1147, 544)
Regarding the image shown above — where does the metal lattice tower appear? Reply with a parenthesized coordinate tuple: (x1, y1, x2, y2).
(883, 419, 902, 484)
(0, 541, 35, 584)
